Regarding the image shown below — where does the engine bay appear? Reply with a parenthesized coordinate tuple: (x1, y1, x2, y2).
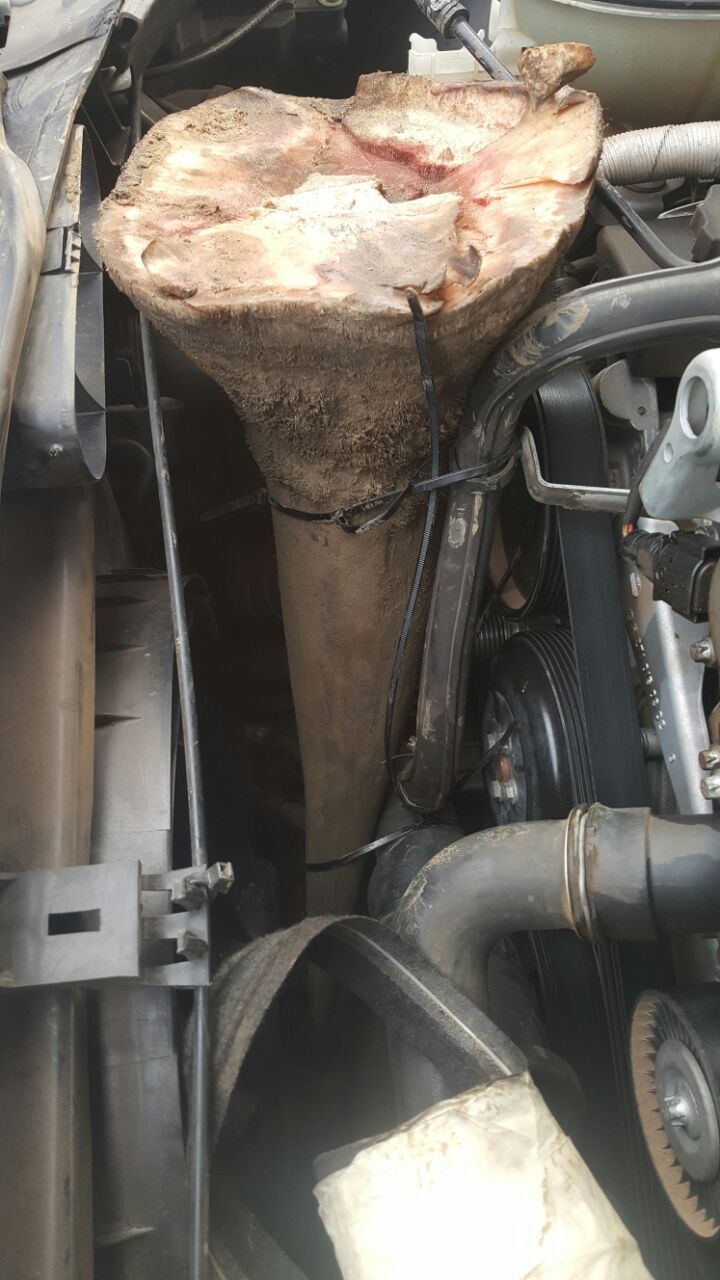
(3, 1, 720, 1277)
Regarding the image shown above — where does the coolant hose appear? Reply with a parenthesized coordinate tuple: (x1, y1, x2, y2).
(401, 259, 720, 812)
(599, 122, 720, 187)
(394, 805, 720, 1009)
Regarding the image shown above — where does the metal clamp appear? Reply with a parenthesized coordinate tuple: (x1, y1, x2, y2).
(0, 859, 234, 990)
(415, 0, 469, 37)
(146, 860, 234, 910)
(520, 427, 629, 514)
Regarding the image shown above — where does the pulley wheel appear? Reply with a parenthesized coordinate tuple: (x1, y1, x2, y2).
(631, 987, 720, 1239)
(480, 626, 592, 826)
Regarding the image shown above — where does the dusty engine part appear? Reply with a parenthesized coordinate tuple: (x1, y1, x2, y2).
(97, 71, 602, 911)
(631, 988, 720, 1239)
(480, 627, 590, 825)
(393, 804, 720, 1036)
(367, 819, 462, 919)
(404, 260, 720, 814)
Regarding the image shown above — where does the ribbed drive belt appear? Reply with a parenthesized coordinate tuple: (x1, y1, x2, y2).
(536, 368, 700, 1280)
(536, 369, 648, 808)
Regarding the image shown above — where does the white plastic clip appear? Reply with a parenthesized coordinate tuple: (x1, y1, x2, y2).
(408, 32, 487, 83)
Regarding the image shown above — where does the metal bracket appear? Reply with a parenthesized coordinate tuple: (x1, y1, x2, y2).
(6, 126, 106, 489)
(623, 519, 712, 816)
(640, 349, 720, 522)
(520, 427, 629, 514)
(0, 859, 234, 990)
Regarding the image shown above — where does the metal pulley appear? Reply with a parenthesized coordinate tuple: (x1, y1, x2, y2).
(631, 987, 720, 1239)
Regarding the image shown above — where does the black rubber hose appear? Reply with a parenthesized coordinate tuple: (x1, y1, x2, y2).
(401, 260, 720, 812)
(145, 0, 285, 79)
(595, 179, 688, 271)
(393, 804, 720, 1010)
(396, 818, 571, 1007)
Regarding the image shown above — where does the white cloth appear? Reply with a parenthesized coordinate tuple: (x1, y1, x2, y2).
(315, 1073, 652, 1280)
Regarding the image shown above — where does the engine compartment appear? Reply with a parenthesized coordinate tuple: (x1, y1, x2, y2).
(3, 1, 720, 1277)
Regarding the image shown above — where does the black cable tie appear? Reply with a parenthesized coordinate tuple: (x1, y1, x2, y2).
(200, 489, 269, 523)
(306, 823, 425, 872)
(202, 447, 518, 532)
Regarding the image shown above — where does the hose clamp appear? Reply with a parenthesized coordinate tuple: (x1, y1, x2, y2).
(564, 804, 594, 941)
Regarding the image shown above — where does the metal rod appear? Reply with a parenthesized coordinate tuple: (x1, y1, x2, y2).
(131, 74, 209, 1277)
(520, 427, 629, 513)
(449, 17, 515, 81)
(139, 312, 210, 1280)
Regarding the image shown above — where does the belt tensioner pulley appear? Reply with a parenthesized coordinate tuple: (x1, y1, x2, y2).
(631, 988, 720, 1239)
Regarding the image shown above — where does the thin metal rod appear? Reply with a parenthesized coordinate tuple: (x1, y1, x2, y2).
(520, 427, 629, 513)
(131, 77, 210, 1277)
(138, 325, 207, 866)
(450, 17, 515, 81)
(139, 312, 210, 1280)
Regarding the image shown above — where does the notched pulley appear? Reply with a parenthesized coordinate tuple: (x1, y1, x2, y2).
(631, 987, 720, 1239)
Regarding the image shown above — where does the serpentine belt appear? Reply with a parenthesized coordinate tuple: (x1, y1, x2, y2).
(536, 367, 702, 1279)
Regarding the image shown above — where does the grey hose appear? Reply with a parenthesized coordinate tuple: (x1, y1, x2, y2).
(394, 804, 720, 1010)
(599, 122, 720, 187)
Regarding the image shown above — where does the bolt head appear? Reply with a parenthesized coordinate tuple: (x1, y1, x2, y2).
(629, 571, 642, 599)
(176, 930, 209, 961)
(700, 746, 720, 771)
(701, 771, 720, 800)
(691, 637, 716, 666)
(207, 860, 234, 897)
(664, 1093, 692, 1128)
